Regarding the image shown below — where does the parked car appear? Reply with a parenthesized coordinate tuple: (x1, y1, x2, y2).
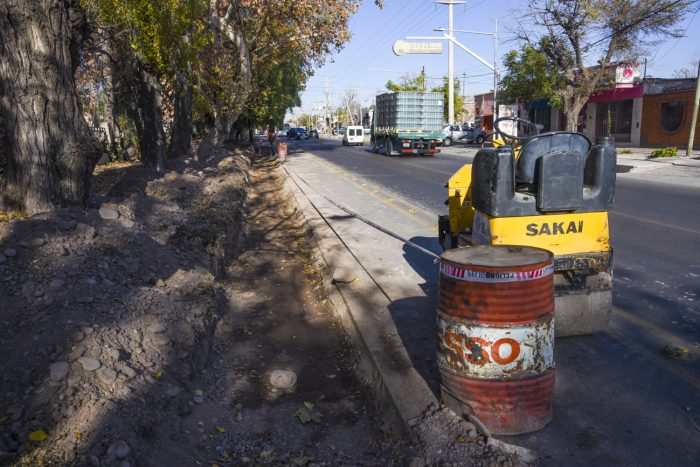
(287, 127, 307, 139)
(442, 124, 487, 146)
(306, 129, 319, 139)
(462, 126, 488, 144)
(338, 127, 347, 136)
(363, 126, 371, 135)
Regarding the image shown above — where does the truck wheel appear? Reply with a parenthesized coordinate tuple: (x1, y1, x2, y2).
(385, 138, 393, 156)
(443, 137, 452, 147)
(476, 135, 485, 144)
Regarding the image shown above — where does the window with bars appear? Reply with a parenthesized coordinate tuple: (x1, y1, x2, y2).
(660, 101, 684, 133)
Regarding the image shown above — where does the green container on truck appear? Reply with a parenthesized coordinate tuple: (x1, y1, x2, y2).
(371, 91, 445, 156)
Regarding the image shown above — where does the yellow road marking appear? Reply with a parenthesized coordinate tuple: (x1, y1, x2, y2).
(299, 149, 700, 390)
(398, 161, 455, 177)
(611, 306, 700, 391)
(305, 154, 436, 229)
(611, 211, 700, 235)
(613, 307, 699, 352)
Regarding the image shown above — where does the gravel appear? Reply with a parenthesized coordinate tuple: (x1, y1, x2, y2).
(49, 362, 70, 382)
(77, 357, 101, 371)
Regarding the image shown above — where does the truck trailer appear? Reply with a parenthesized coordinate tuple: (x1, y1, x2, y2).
(371, 92, 445, 156)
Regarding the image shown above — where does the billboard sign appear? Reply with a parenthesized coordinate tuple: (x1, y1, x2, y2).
(392, 40, 443, 56)
(615, 63, 641, 88)
(497, 105, 518, 137)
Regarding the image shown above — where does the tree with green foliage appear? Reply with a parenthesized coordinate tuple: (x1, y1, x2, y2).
(385, 72, 464, 123)
(515, 0, 692, 131)
(386, 71, 426, 92)
(499, 44, 564, 108)
(232, 0, 364, 141)
(0, 0, 382, 215)
(431, 78, 465, 124)
(81, 0, 209, 170)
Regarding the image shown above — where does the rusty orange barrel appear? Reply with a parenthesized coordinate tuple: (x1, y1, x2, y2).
(437, 245, 555, 435)
(276, 142, 288, 160)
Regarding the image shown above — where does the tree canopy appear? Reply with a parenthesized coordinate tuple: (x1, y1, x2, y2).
(1, 0, 377, 213)
(386, 72, 426, 92)
(512, 0, 693, 130)
(499, 44, 564, 108)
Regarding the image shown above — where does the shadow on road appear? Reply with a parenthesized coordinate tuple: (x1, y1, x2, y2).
(386, 236, 442, 396)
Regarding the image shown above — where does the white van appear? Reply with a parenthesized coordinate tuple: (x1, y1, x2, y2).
(342, 126, 364, 146)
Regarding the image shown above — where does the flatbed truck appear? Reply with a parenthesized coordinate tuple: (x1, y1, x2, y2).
(371, 91, 445, 156)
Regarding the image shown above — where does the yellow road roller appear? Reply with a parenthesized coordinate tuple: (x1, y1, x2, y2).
(438, 117, 616, 337)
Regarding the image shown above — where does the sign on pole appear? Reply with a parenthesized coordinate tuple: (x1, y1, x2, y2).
(392, 40, 444, 56)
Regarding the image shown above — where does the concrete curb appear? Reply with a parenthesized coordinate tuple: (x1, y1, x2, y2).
(279, 156, 536, 464)
(617, 154, 700, 169)
(281, 162, 436, 430)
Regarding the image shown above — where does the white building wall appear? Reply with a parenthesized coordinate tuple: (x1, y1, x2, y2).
(631, 97, 643, 146)
(584, 103, 596, 141)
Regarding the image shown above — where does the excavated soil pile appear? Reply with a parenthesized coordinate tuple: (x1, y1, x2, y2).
(0, 138, 412, 466)
(0, 138, 520, 466)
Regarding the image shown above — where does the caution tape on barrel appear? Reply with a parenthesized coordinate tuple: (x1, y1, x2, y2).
(440, 262, 554, 283)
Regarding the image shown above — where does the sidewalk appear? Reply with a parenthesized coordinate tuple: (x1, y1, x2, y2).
(616, 147, 700, 171)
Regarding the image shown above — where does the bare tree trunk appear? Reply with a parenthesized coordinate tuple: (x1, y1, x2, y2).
(168, 71, 193, 159)
(0, 105, 6, 180)
(97, 31, 121, 144)
(0, 0, 102, 214)
(134, 66, 166, 172)
(208, 0, 253, 147)
(560, 89, 590, 133)
(213, 112, 233, 147)
(564, 109, 579, 132)
(214, 109, 242, 146)
(247, 121, 255, 146)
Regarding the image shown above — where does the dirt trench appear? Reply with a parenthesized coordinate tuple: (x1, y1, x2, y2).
(0, 139, 415, 466)
(0, 137, 522, 467)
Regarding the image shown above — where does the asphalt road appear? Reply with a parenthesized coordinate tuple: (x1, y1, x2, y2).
(283, 136, 700, 466)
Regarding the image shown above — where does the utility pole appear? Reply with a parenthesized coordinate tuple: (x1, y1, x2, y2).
(323, 75, 332, 132)
(493, 18, 499, 124)
(409, 1, 497, 127)
(687, 60, 700, 157)
(447, 1, 454, 125)
(461, 72, 467, 124)
(435, 1, 464, 125)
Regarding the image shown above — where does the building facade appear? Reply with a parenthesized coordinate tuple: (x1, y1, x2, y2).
(489, 77, 698, 148)
(640, 79, 699, 149)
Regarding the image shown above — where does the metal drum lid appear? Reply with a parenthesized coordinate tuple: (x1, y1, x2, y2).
(441, 245, 553, 269)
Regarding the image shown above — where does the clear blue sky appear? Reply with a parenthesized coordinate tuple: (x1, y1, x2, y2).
(290, 0, 700, 118)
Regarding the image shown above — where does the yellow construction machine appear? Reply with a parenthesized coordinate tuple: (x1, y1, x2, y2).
(438, 117, 616, 336)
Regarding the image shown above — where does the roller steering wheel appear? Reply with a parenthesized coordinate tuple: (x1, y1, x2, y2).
(493, 117, 541, 147)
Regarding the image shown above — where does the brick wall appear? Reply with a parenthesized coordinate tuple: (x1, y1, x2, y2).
(641, 90, 700, 149)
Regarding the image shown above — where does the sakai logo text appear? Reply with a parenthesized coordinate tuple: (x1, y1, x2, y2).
(526, 221, 583, 236)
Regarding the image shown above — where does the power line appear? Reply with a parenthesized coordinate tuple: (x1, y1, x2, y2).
(327, 0, 424, 73)
(649, 8, 698, 65)
(333, 2, 447, 86)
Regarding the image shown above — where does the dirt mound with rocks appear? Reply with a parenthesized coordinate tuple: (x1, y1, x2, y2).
(0, 137, 250, 465)
(0, 137, 522, 466)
